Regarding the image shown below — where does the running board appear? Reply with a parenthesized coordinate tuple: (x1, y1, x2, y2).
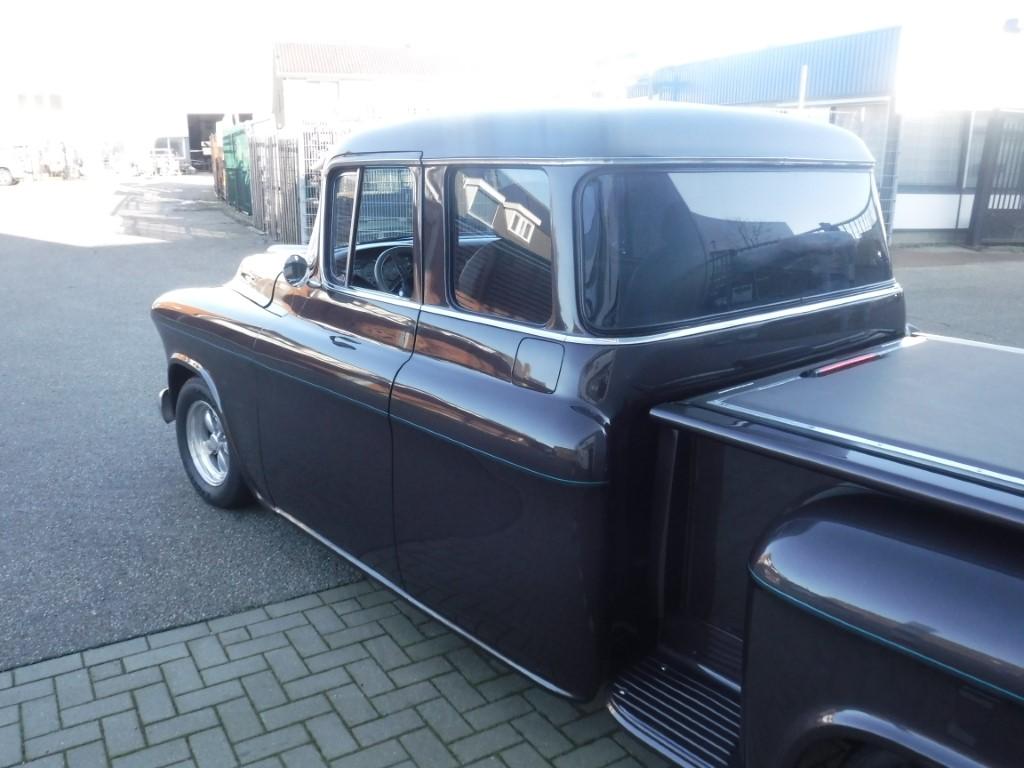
(608, 652, 741, 767)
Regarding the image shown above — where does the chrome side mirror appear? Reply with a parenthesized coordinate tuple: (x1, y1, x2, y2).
(282, 253, 310, 287)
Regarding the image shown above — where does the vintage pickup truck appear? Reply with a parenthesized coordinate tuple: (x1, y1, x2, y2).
(152, 106, 1024, 767)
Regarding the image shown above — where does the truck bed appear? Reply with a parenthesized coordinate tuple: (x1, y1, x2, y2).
(653, 334, 1024, 522)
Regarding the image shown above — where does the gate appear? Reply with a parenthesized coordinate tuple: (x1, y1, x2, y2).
(969, 110, 1024, 245)
(222, 128, 252, 216)
(249, 129, 301, 243)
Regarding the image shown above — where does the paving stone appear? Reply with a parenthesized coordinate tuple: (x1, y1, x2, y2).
(610, 733, 671, 768)
(356, 590, 397, 609)
(261, 696, 332, 731)
(552, 738, 626, 768)
(389, 658, 452, 688)
(305, 606, 345, 636)
(378, 616, 425, 648)
(218, 627, 250, 646)
(165, 761, 198, 768)
(370, 682, 438, 717)
(340, 604, 399, 628)
(54, 671, 93, 712)
(266, 594, 323, 618)
(0, 675, 8, 691)
(282, 743, 329, 768)
(450, 724, 521, 764)
(201, 655, 268, 686)
(135, 682, 175, 724)
(123, 644, 189, 673)
(394, 603, 428, 626)
(15, 654, 82, 685)
(329, 738, 407, 768)
(24, 721, 101, 759)
(149, 623, 209, 649)
(234, 724, 309, 763)
(242, 672, 288, 711)
(246, 759, 284, 768)
(346, 660, 395, 698)
(365, 637, 411, 672)
(110, 737, 190, 768)
(146, 708, 218, 745)
(325, 623, 386, 650)
(399, 728, 456, 768)
(266, 647, 311, 682)
(93, 667, 162, 698)
(226, 632, 290, 661)
(61, 693, 133, 727)
(328, 685, 378, 727)
(562, 711, 618, 745)
(510, 712, 572, 759)
(163, 657, 204, 695)
(284, 668, 350, 701)
(477, 674, 531, 703)
(501, 742, 550, 768)
(175, 680, 243, 713)
(306, 646, 367, 675)
(22, 695, 59, 738)
(444, 649, 495, 684)
(217, 697, 263, 743)
(319, 581, 376, 604)
(0, 706, 17, 727)
(248, 614, 308, 640)
(330, 600, 362, 617)
(0, 723, 21, 767)
(405, 636, 464, 663)
(416, 700, 472, 744)
(287, 625, 329, 657)
(606, 758, 643, 768)
(189, 726, 238, 768)
(461, 758, 504, 768)
(465, 695, 532, 732)
(102, 710, 144, 756)
(66, 740, 109, 768)
(431, 672, 485, 713)
(88, 660, 123, 683)
(20, 754, 65, 768)
(208, 608, 269, 634)
(353, 710, 424, 748)
(306, 712, 357, 759)
(418, 622, 450, 640)
(83, 639, 148, 668)
(0, 679, 52, 709)
(522, 689, 578, 727)
(188, 636, 228, 670)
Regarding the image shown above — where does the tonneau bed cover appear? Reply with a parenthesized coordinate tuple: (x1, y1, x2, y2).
(653, 334, 1024, 520)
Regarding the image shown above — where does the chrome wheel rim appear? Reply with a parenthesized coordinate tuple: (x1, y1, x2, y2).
(185, 400, 229, 486)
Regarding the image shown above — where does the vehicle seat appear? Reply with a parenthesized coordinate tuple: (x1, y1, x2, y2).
(455, 242, 552, 325)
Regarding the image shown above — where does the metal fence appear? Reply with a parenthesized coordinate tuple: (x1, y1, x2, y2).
(299, 124, 346, 243)
(249, 128, 302, 244)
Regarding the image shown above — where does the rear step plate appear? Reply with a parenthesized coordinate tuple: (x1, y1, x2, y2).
(608, 653, 741, 767)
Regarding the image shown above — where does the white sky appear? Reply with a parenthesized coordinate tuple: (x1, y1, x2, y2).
(2, 0, 1022, 132)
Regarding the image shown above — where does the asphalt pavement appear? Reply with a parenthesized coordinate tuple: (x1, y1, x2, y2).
(0, 176, 358, 671)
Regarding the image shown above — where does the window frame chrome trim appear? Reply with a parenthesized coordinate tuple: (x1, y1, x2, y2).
(421, 283, 902, 345)
(420, 156, 876, 169)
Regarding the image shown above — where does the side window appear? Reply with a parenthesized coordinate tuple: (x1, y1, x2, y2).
(450, 168, 552, 325)
(328, 170, 358, 284)
(350, 167, 416, 298)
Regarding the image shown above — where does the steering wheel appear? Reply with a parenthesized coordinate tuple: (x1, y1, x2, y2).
(373, 246, 414, 297)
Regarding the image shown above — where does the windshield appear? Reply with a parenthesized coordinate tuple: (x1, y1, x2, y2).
(578, 168, 892, 334)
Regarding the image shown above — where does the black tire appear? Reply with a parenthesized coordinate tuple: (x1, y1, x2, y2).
(175, 378, 250, 508)
(0, 168, 15, 186)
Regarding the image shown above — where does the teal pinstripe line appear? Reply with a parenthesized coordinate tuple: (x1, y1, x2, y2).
(749, 569, 1024, 706)
(160, 319, 607, 488)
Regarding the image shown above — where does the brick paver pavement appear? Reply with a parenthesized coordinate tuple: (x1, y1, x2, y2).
(0, 580, 670, 768)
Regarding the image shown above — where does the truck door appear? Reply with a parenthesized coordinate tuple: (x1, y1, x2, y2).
(254, 158, 422, 584)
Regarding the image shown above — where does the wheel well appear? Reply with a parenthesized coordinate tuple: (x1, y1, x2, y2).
(796, 737, 921, 768)
(167, 363, 196, 412)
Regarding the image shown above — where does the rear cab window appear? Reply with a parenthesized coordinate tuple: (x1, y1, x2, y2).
(449, 167, 553, 325)
(578, 168, 892, 335)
